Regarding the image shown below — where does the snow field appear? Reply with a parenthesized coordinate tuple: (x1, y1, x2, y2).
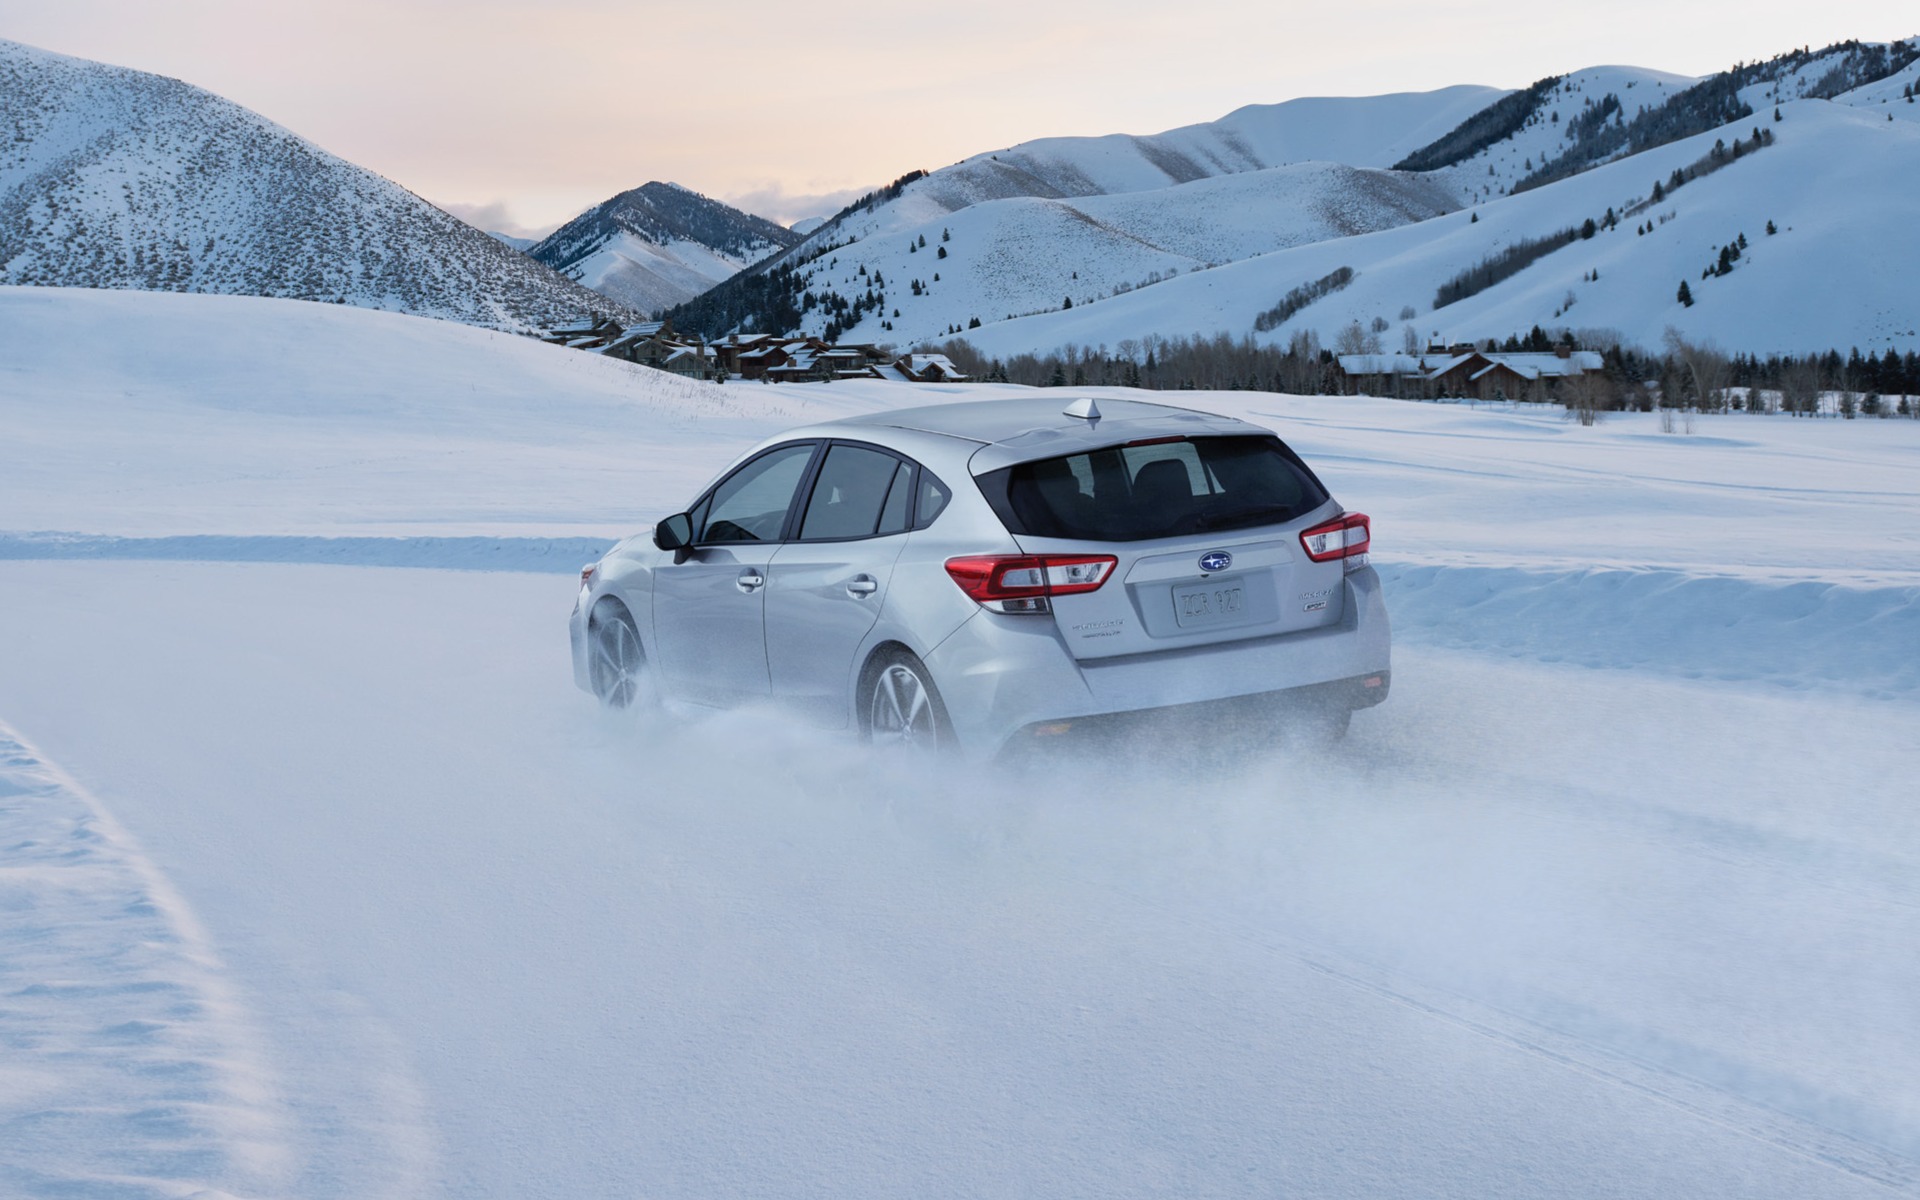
(4, 289, 1919, 1195)
(0, 563, 1915, 1196)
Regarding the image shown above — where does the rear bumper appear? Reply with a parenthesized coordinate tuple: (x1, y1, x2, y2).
(925, 564, 1391, 755)
(1002, 670, 1390, 755)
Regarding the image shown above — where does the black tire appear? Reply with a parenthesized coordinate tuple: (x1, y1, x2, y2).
(860, 649, 953, 752)
(587, 600, 648, 709)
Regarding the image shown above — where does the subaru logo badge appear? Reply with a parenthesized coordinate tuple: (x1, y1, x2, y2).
(1199, 551, 1232, 573)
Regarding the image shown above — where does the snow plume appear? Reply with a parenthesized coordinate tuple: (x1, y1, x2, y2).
(569, 645, 1920, 1192)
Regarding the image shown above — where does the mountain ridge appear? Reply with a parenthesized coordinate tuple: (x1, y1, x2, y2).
(528, 182, 799, 314)
(661, 37, 1917, 356)
(0, 38, 632, 332)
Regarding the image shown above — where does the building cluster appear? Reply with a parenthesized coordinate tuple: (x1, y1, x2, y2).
(540, 318, 970, 385)
(1335, 343, 1604, 399)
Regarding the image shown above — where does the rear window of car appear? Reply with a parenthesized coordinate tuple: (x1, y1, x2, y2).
(975, 435, 1328, 542)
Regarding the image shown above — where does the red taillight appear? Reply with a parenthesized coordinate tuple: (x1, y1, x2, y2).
(944, 554, 1118, 613)
(580, 564, 597, 587)
(1300, 512, 1371, 566)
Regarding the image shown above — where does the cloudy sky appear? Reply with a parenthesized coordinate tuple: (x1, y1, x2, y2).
(4, 0, 1912, 235)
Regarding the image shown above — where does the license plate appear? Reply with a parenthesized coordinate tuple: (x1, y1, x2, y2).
(1173, 578, 1247, 628)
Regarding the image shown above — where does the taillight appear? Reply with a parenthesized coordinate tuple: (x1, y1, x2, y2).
(1300, 512, 1370, 569)
(944, 554, 1118, 614)
(580, 564, 597, 587)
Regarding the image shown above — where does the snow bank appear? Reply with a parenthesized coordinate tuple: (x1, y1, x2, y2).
(0, 721, 290, 1196)
(0, 532, 615, 573)
(1384, 563, 1920, 699)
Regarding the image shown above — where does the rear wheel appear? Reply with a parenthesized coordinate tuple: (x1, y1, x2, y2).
(587, 601, 648, 709)
(862, 650, 951, 752)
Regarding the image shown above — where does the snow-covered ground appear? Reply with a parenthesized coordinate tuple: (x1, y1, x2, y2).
(3, 288, 1918, 1197)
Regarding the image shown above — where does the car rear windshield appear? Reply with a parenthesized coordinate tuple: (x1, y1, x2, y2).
(975, 435, 1329, 542)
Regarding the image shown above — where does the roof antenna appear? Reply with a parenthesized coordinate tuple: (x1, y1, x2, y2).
(1063, 397, 1101, 422)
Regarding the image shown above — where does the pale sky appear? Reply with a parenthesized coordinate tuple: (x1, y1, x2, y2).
(3, 1, 1913, 235)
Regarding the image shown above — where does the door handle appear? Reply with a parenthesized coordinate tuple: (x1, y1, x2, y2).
(736, 570, 765, 592)
(846, 574, 879, 597)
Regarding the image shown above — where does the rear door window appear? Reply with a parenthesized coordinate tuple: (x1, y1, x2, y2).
(876, 461, 913, 535)
(977, 435, 1327, 541)
(799, 443, 908, 541)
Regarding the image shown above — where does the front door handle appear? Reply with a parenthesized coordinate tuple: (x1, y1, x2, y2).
(847, 574, 879, 598)
(737, 570, 765, 593)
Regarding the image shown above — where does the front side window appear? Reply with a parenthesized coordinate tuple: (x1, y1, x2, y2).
(976, 435, 1327, 541)
(698, 443, 816, 543)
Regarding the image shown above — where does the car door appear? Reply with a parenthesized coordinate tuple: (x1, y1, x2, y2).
(764, 442, 916, 726)
(651, 441, 819, 707)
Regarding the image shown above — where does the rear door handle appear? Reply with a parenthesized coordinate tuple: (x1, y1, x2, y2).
(847, 574, 879, 598)
(737, 570, 765, 593)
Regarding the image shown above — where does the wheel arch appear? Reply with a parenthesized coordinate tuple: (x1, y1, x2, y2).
(854, 639, 924, 735)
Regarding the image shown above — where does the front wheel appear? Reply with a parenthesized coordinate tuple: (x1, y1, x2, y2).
(587, 601, 648, 709)
(862, 650, 952, 752)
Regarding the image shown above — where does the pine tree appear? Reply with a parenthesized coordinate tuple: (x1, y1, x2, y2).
(1677, 280, 1694, 307)
(1063, 296, 1072, 309)
(1766, 220, 1778, 235)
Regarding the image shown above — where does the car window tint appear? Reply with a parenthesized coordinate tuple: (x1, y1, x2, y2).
(876, 461, 913, 535)
(979, 436, 1326, 542)
(915, 469, 952, 528)
(699, 443, 815, 543)
(800, 444, 902, 541)
(1121, 442, 1213, 496)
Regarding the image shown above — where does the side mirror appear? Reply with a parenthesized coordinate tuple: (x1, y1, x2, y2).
(653, 512, 694, 554)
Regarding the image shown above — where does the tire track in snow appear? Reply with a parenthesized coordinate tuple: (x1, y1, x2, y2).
(813, 740, 1920, 1194)
(0, 719, 292, 1198)
(995, 837, 1920, 1195)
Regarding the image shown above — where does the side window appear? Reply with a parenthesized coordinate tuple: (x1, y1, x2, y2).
(799, 444, 904, 541)
(698, 443, 816, 544)
(914, 469, 952, 529)
(876, 461, 913, 536)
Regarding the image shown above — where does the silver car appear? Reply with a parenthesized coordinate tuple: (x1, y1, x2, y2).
(570, 396, 1390, 755)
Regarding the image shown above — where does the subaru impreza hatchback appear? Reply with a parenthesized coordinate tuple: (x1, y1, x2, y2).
(571, 396, 1389, 753)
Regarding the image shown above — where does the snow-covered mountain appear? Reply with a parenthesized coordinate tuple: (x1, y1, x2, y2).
(669, 86, 1497, 343)
(529, 182, 798, 314)
(673, 39, 1917, 357)
(962, 73, 1920, 358)
(0, 38, 633, 331)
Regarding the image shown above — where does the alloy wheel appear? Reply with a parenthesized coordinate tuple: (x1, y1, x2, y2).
(869, 662, 938, 749)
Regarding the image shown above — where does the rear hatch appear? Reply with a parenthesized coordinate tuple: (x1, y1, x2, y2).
(973, 433, 1350, 661)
